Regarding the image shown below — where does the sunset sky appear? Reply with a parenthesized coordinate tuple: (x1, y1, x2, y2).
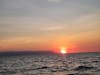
(0, 0, 100, 53)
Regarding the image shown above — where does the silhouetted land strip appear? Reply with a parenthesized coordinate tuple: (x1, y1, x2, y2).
(0, 51, 54, 56)
(0, 51, 100, 57)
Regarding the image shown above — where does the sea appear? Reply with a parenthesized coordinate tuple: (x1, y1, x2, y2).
(0, 52, 100, 75)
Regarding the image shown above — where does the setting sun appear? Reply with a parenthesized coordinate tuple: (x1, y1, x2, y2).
(60, 47, 67, 54)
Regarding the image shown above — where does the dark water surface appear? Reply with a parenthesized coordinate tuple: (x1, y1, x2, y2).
(0, 52, 100, 75)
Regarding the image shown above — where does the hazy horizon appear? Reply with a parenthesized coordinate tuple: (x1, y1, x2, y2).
(0, 0, 100, 53)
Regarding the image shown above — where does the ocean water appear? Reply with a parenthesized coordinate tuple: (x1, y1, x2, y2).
(0, 52, 100, 75)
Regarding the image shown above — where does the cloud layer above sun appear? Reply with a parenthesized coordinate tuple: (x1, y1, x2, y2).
(0, 0, 100, 52)
(48, 0, 63, 2)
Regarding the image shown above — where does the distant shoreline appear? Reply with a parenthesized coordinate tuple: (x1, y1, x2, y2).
(0, 51, 100, 57)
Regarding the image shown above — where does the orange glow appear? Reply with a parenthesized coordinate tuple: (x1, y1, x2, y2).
(60, 47, 67, 54)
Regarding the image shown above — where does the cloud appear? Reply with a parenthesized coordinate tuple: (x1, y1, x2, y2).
(48, 0, 63, 2)
(40, 25, 64, 31)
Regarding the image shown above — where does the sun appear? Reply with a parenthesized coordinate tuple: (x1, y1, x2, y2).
(60, 47, 67, 54)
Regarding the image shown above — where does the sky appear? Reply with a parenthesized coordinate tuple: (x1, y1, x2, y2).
(0, 0, 100, 53)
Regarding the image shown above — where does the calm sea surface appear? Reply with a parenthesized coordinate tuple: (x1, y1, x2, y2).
(0, 52, 100, 75)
